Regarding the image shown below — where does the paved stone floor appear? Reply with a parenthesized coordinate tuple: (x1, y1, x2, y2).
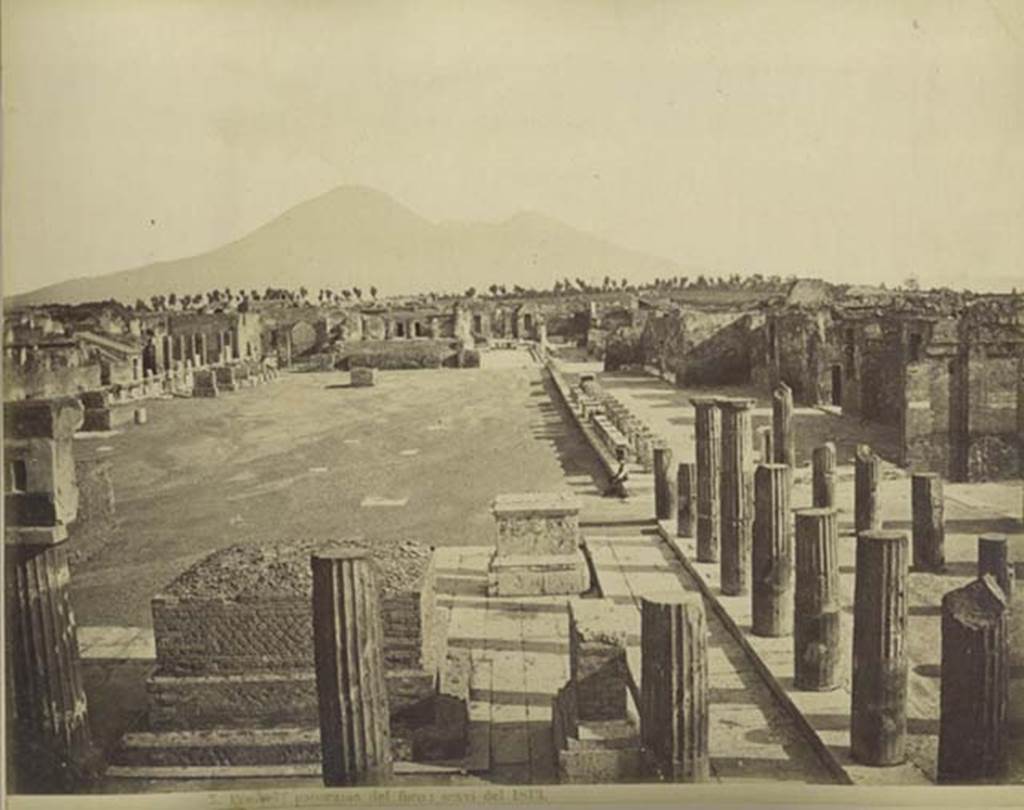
(559, 359, 1024, 785)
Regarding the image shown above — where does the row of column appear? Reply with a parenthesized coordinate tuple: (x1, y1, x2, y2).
(657, 386, 1015, 782)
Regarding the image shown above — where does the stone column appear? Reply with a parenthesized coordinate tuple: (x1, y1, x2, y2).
(311, 548, 392, 786)
(756, 425, 774, 464)
(752, 464, 793, 637)
(793, 508, 841, 690)
(911, 473, 945, 572)
(653, 443, 676, 522)
(4, 398, 97, 793)
(850, 529, 909, 766)
(676, 462, 697, 538)
(811, 442, 836, 509)
(691, 399, 721, 563)
(977, 534, 1014, 602)
(772, 382, 795, 467)
(718, 398, 755, 596)
(854, 444, 881, 535)
(198, 333, 209, 367)
(640, 594, 709, 782)
(937, 576, 1009, 783)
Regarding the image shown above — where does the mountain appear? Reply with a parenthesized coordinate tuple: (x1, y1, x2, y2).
(8, 186, 683, 307)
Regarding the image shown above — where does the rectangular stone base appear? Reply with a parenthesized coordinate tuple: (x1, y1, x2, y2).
(82, 405, 135, 432)
(147, 667, 437, 732)
(487, 550, 590, 597)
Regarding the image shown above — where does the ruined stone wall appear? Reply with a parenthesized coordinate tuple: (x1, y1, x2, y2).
(678, 309, 762, 387)
(903, 358, 953, 475)
(3, 362, 102, 401)
(966, 349, 1021, 480)
(755, 308, 841, 405)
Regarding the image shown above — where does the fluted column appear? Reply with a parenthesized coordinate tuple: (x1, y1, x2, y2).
(911, 473, 945, 572)
(676, 462, 697, 538)
(718, 397, 755, 596)
(752, 464, 793, 637)
(691, 398, 721, 564)
(311, 548, 392, 786)
(811, 442, 837, 509)
(653, 443, 676, 522)
(854, 445, 881, 535)
(937, 575, 1009, 783)
(640, 594, 709, 782)
(850, 530, 909, 766)
(793, 508, 841, 690)
(5, 397, 97, 793)
(772, 382, 795, 467)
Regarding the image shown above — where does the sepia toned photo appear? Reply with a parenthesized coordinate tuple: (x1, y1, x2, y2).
(2, 2, 1022, 808)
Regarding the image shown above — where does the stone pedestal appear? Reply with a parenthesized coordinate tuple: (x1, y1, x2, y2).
(312, 549, 392, 786)
(691, 398, 721, 563)
(937, 576, 1009, 783)
(752, 464, 793, 638)
(640, 594, 709, 782)
(214, 365, 239, 392)
(676, 462, 696, 538)
(351, 367, 377, 387)
(794, 508, 841, 691)
(772, 382, 795, 468)
(850, 530, 909, 766)
(718, 398, 755, 596)
(192, 369, 219, 398)
(911, 473, 945, 572)
(487, 493, 589, 597)
(811, 443, 836, 509)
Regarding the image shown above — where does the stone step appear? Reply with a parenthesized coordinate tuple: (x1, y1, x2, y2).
(114, 726, 322, 768)
(566, 718, 640, 751)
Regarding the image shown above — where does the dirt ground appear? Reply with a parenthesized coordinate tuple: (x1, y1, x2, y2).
(69, 350, 606, 628)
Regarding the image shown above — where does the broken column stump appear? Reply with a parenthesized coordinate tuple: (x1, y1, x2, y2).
(752, 464, 793, 637)
(552, 599, 641, 783)
(487, 493, 589, 596)
(691, 398, 721, 563)
(850, 529, 909, 766)
(854, 444, 881, 535)
(937, 575, 1009, 784)
(4, 397, 98, 793)
(811, 442, 836, 509)
(653, 443, 676, 522)
(978, 534, 1015, 602)
(312, 548, 392, 786)
(772, 382, 795, 468)
(793, 508, 841, 691)
(718, 397, 755, 596)
(640, 594, 710, 782)
(911, 473, 945, 572)
(676, 462, 697, 539)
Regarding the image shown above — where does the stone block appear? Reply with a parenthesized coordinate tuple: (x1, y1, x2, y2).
(4, 436, 79, 527)
(4, 397, 84, 440)
(351, 367, 377, 387)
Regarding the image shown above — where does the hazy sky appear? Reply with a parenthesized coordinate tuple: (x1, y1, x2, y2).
(3, 0, 1023, 295)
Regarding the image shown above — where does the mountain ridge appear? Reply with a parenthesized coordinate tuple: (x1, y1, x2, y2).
(8, 185, 682, 307)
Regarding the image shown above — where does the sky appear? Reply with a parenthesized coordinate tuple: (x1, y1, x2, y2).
(3, 0, 1023, 295)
